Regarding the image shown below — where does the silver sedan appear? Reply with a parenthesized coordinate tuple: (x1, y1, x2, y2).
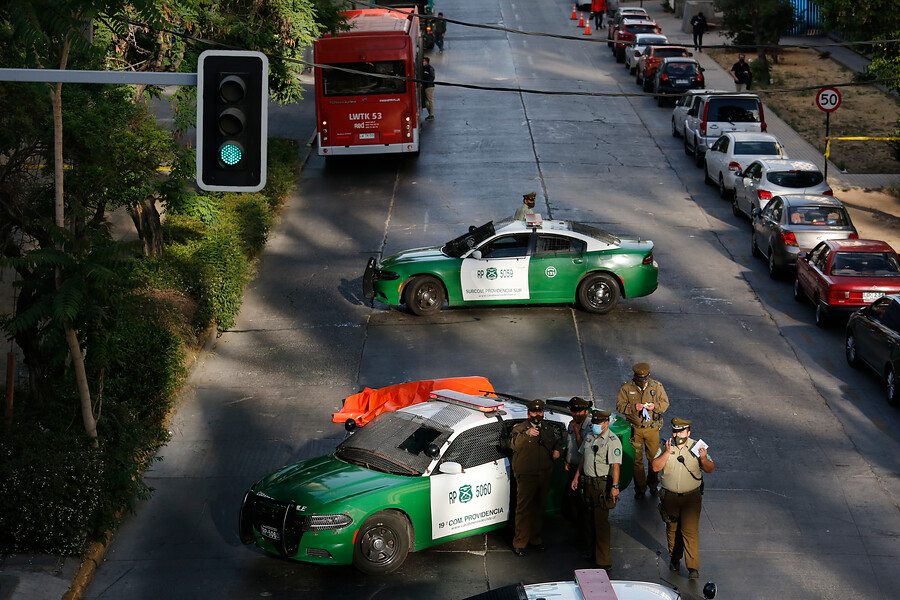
(733, 158, 832, 219)
(704, 132, 787, 200)
(751, 194, 858, 278)
(624, 33, 667, 74)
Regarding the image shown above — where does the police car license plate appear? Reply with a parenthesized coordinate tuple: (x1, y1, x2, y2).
(863, 292, 882, 302)
(359, 133, 375, 140)
(676, 79, 689, 84)
(260, 525, 281, 541)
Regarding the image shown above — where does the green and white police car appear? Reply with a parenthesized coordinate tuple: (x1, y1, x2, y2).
(239, 390, 635, 574)
(363, 216, 659, 316)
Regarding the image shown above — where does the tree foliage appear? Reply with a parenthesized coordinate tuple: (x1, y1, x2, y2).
(714, 0, 797, 77)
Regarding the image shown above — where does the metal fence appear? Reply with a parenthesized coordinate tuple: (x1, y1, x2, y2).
(789, 0, 824, 36)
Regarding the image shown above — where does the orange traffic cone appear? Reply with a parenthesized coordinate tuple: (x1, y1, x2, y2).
(571, 4, 577, 19)
(578, 12, 584, 27)
(584, 20, 591, 35)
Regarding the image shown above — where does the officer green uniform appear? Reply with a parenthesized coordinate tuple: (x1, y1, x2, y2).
(571, 409, 622, 568)
(510, 398, 563, 554)
(616, 362, 669, 498)
(652, 417, 714, 579)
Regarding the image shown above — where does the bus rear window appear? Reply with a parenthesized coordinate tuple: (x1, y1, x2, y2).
(322, 61, 406, 96)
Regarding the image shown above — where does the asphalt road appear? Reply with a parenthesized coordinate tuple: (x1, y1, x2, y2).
(83, 0, 900, 598)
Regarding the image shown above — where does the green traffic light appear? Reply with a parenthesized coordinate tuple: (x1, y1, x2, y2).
(220, 143, 242, 166)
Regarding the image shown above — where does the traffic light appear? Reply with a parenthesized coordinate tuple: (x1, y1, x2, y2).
(196, 50, 269, 192)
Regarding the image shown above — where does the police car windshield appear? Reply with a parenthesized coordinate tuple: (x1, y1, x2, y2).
(335, 412, 453, 476)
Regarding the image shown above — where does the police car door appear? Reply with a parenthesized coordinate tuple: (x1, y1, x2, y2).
(429, 423, 511, 540)
(460, 233, 532, 301)
(528, 233, 587, 301)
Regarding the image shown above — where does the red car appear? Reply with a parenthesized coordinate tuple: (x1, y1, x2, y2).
(612, 19, 662, 63)
(607, 9, 650, 48)
(637, 45, 691, 91)
(794, 239, 900, 327)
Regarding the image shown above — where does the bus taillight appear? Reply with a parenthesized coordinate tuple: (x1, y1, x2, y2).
(405, 115, 412, 138)
(320, 120, 329, 144)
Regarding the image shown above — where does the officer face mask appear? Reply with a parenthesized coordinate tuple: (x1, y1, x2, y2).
(529, 411, 543, 426)
(591, 424, 603, 435)
(673, 430, 689, 446)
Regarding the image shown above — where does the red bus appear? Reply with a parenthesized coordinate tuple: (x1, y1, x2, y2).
(315, 8, 423, 156)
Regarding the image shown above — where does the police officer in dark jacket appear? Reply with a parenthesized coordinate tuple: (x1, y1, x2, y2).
(510, 398, 563, 556)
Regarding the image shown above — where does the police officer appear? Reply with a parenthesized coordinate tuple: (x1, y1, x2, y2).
(616, 362, 669, 499)
(651, 418, 715, 579)
(570, 409, 622, 570)
(514, 192, 536, 220)
(510, 398, 562, 556)
(562, 396, 592, 522)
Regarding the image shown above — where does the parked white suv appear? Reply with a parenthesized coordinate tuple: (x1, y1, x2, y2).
(683, 93, 767, 168)
(671, 89, 724, 140)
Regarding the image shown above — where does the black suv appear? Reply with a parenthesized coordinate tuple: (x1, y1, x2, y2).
(652, 57, 705, 106)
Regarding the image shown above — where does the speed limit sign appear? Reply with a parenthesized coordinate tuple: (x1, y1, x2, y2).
(816, 87, 842, 112)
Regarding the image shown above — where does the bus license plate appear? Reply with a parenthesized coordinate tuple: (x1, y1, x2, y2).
(260, 525, 281, 541)
(359, 133, 375, 140)
(676, 79, 689, 85)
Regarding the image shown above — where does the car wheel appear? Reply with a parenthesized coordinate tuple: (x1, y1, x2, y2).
(693, 139, 704, 168)
(704, 161, 714, 185)
(636, 70, 642, 85)
(751, 231, 762, 257)
(718, 174, 732, 200)
(352, 511, 411, 575)
(578, 272, 621, 314)
(656, 94, 665, 107)
(767, 247, 780, 279)
(616, 47, 625, 63)
(733, 196, 743, 219)
(886, 366, 899, 407)
(845, 332, 860, 367)
(629, 64, 636, 75)
(814, 300, 829, 327)
(684, 134, 692, 156)
(642, 76, 652, 92)
(672, 118, 680, 138)
(793, 278, 805, 303)
(406, 275, 445, 316)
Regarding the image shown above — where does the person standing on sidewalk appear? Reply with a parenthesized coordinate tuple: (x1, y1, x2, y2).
(434, 12, 446, 53)
(616, 362, 669, 499)
(422, 56, 435, 120)
(731, 54, 752, 92)
(690, 12, 707, 52)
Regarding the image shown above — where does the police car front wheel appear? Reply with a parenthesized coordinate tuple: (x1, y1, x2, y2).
(352, 511, 411, 575)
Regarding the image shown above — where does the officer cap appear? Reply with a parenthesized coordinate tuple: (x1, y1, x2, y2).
(591, 409, 611, 423)
(526, 398, 545, 412)
(568, 396, 591, 411)
(671, 417, 692, 431)
(632, 362, 651, 377)
(523, 192, 536, 200)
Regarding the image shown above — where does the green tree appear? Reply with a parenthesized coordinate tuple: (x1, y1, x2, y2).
(714, 0, 797, 80)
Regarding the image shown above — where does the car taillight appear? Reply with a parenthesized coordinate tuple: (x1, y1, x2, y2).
(661, 74, 669, 82)
(822, 190, 834, 196)
(849, 232, 859, 239)
(728, 161, 741, 171)
(700, 122, 707, 136)
(781, 231, 798, 247)
(696, 73, 704, 83)
(758, 189, 772, 200)
(829, 290, 850, 300)
(643, 251, 654, 265)
(760, 105, 767, 132)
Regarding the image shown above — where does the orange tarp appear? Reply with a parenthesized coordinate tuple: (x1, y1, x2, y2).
(333, 377, 495, 425)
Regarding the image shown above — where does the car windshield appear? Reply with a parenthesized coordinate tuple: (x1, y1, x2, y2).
(335, 411, 453, 476)
(706, 99, 760, 122)
(768, 170, 824, 187)
(787, 206, 850, 226)
(570, 222, 620, 245)
(442, 221, 496, 258)
(627, 24, 658, 34)
(733, 141, 780, 155)
(638, 36, 666, 45)
(830, 252, 900, 276)
(664, 63, 697, 76)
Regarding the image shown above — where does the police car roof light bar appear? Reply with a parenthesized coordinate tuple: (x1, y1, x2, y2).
(525, 213, 543, 228)
(430, 389, 505, 413)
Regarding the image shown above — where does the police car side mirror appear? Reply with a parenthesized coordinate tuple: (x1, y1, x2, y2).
(703, 582, 717, 599)
(471, 250, 482, 260)
(439, 461, 463, 474)
(425, 443, 441, 459)
(798, 251, 808, 260)
(344, 419, 357, 432)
